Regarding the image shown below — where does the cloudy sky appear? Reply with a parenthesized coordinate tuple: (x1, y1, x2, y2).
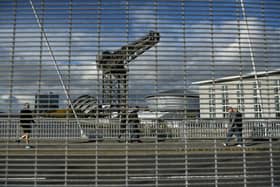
(0, 0, 279, 112)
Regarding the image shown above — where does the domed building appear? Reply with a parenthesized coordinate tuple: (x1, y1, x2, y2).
(45, 95, 103, 118)
(72, 95, 98, 114)
(144, 89, 200, 119)
(72, 95, 117, 118)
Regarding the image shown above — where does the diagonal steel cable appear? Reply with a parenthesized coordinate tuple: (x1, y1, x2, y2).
(29, 0, 87, 138)
(240, 0, 263, 114)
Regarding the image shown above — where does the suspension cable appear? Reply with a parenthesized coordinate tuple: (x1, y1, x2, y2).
(29, 0, 86, 138)
(240, 0, 263, 115)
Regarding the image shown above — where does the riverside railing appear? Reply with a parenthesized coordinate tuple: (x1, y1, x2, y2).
(0, 118, 279, 140)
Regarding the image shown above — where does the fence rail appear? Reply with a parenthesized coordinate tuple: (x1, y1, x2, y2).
(0, 118, 279, 140)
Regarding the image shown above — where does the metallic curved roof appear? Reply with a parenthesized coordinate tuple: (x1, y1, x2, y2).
(145, 89, 198, 98)
(72, 95, 97, 114)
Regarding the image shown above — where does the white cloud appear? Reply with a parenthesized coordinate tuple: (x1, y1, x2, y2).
(0, 2, 280, 111)
(0, 95, 20, 113)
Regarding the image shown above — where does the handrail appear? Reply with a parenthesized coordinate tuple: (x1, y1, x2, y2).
(0, 119, 279, 139)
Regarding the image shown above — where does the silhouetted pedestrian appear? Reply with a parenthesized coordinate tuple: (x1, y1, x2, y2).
(17, 103, 35, 149)
(223, 106, 243, 147)
(128, 107, 142, 143)
(118, 110, 127, 142)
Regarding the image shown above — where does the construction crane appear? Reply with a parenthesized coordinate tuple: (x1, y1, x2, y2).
(96, 31, 160, 112)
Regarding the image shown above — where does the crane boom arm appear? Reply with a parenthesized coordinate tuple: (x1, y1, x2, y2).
(97, 31, 160, 74)
(114, 31, 160, 65)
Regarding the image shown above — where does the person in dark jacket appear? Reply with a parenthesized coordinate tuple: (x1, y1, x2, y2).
(128, 107, 142, 143)
(17, 103, 35, 149)
(118, 110, 127, 142)
(223, 106, 243, 147)
(118, 107, 142, 143)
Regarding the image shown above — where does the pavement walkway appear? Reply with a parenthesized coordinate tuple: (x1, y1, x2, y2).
(0, 138, 279, 155)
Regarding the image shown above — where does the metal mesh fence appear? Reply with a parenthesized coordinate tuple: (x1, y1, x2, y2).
(0, 0, 279, 186)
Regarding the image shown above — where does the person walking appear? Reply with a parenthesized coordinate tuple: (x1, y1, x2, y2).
(118, 109, 127, 142)
(17, 103, 35, 149)
(118, 107, 142, 143)
(128, 107, 142, 143)
(223, 106, 243, 147)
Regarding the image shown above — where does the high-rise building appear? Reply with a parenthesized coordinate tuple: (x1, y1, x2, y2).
(35, 92, 59, 113)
